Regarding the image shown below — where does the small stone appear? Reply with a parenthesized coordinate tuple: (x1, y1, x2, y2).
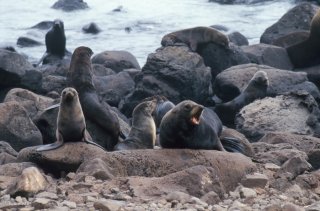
(305, 202, 320, 211)
(85, 176, 96, 183)
(15, 196, 23, 203)
(61, 200, 77, 209)
(46, 206, 69, 211)
(265, 163, 281, 171)
(66, 172, 75, 180)
(189, 197, 207, 207)
(32, 198, 57, 209)
(110, 187, 120, 194)
(239, 187, 257, 199)
(94, 199, 125, 211)
(19, 207, 34, 211)
(113, 193, 132, 201)
(86, 196, 97, 202)
(201, 191, 221, 205)
(36, 192, 58, 200)
(229, 200, 251, 211)
(166, 191, 191, 203)
(282, 203, 304, 211)
(241, 173, 269, 188)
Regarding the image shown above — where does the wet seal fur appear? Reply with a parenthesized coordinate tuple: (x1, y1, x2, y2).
(37, 19, 66, 66)
(114, 100, 157, 150)
(67, 46, 120, 150)
(36, 87, 104, 151)
(286, 9, 320, 68)
(214, 71, 269, 126)
(161, 26, 229, 51)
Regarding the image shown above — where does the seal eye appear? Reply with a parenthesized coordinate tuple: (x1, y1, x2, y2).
(62, 91, 66, 95)
(184, 104, 191, 110)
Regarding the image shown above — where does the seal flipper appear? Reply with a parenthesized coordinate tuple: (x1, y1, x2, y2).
(82, 129, 105, 150)
(36, 130, 64, 152)
(220, 136, 245, 154)
(35, 52, 48, 67)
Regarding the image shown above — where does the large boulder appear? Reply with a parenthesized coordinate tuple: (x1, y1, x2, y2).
(260, 3, 319, 44)
(236, 92, 320, 141)
(30, 21, 54, 30)
(119, 46, 212, 116)
(0, 141, 18, 157)
(241, 44, 293, 70)
(213, 63, 318, 101)
(91, 50, 140, 72)
(198, 43, 250, 80)
(0, 101, 42, 151)
(17, 37, 42, 48)
(94, 72, 135, 107)
(82, 22, 102, 34)
(51, 0, 89, 11)
(0, 49, 42, 92)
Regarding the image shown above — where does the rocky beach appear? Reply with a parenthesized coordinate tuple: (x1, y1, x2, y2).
(1, 0, 320, 210)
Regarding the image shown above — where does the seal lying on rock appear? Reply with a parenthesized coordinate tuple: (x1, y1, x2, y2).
(36, 87, 104, 151)
(161, 26, 229, 51)
(114, 100, 157, 150)
(286, 9, 320, 68)
(67, 46, 120, 150)
(159, 100, 244, 153)
(214, 70, 269, 126)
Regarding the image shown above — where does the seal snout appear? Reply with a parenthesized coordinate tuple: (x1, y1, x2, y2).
(190, 105, 204, 125)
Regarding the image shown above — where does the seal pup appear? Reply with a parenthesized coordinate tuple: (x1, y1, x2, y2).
(161, 26, 229, 51)
(114, 100, 157, 150)
(67, 46, 120, 150)
(36, 87, 104, 151)
(37, 19, 66, 66)
(214, 71, 269, 126)
(286, 9, 320, 68)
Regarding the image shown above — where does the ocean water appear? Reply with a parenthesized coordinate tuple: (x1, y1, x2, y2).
(0, 0, 295, 66)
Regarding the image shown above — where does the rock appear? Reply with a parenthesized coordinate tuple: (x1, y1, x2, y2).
(228, 31, 248, 46)
(0, 141, 18, 156)
(282, 203, 305, 211)
(4, 88, 54, 119)
(82, 22, 101, 34)
(200, 191, 221, 205)
(51, 0, 89, 11)
(94, 71, 135, 107)
(265, 163, 281, 171)
(209, 0, 270, 4)
(94, 199, 125, 211)
(277, 156, 312, 179)
(295, 173, 318, 189)
(119, 46, 212, 116)
(296, 64, 320, 89)
(0, 152, 17, 165)
(92, 50, 140, 72)
(241, 173, 268, 188)
(0, 49, 42, 92)
(260, 2, 319, 44)
(0, 162, 36, 177)
(36, 192, 58, 200)
(92, 64, 115, 76)
(305, 202, 320, 211)
(228, 200, 251, 210)
(30, 21, 54, 30)
(307, 149, 320, 170)
(17, 143, 106, 176)
(0, 101, 42, 151)
(272, 31, 310, 48)
(213, 63, 311, 102)
(166, 191, 192, 203)
(239, 186, 256, 198)
(241, 44, 293, 70)
(198, 42, 250, 80)
(220, 127, 254, 157)
(17, 37, 42, 47)
(76, 158, 115, 180)
(61, 200, 76, 209)
(32, 198, 57, 209)
(6, 167, 48, 197)
(235, 92, 320, 141)
(41, 75, 67, 95)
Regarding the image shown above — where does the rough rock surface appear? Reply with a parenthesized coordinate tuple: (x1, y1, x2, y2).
(0, 101, 42, 151)
(236, 92, 320, 141)
(120, 46, 212, 116)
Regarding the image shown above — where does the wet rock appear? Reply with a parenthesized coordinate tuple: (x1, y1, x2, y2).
(241, 44, 293, 70)
(82, 22, 101, 34)
(235, 92, 320, 141)
(241, 173, 268, 188)
(0, 152, 17, 165)
(17, 37, 42, 47)
(0, 162, 36, 177)
(17, 143, 106, 176)
(0, 49, 42, 92)
(94, 199, 125, 211)
(92, 50, 140, 72)
(4, 88, 54, 119)
(198, 42, 250, 79)
(260, 2, 318, 44)
(0, 141, 18, 157)
(119, 46, 212, 116)
(51, 0, 89, 11)
(30, 21, 54, 30)
(213, 63, 310, 101)
(6, 167, 48, 197)
(0, 101, 42, 151)
(77, 158, 115, 180)
(277, 156, 312, 179)
(94, 71, 135, 107)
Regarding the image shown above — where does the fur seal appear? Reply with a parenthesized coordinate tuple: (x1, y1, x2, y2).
(36, 87, 104, 151)
(214, 70, 269, 126)
(37, 19, 66, 66)
(114, 100, 157, 150)
(286, 9, 320, 68)
(67, 46, 120, 150)
(161, 26, 229, 51)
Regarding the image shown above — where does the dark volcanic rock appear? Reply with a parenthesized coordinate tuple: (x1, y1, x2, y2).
(82, 22, 102, 34)
(198, 43, 250, 80)
(236, 92, 320, 141)
(209, 0, 273, 4)
(30, 21, 54, 30)
(92, 50, 140, 72)
(213, 63, 313, 101)
(260, 3, 318, 44)
(0, 101, 42, 151)
(51, 0, 89, 11)
(0, 49, 42, 92)
(119, 46, 212, 116)
(241, 44, 293, 70)
(228, 31, 249, 46)
(17, 37, 42, 47)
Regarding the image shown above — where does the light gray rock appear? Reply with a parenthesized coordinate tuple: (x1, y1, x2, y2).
(93, 199, 125, 211)
(241, 173, 268, 188)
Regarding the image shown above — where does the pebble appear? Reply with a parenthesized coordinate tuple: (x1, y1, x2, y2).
(61, 200, 77, 209)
